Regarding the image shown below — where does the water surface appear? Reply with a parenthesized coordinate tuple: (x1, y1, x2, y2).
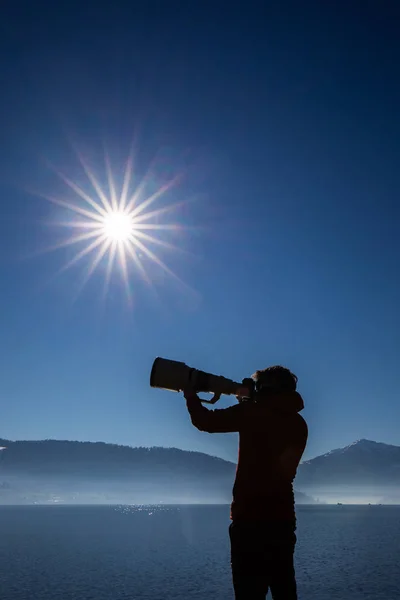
(0, 504, 399, 599)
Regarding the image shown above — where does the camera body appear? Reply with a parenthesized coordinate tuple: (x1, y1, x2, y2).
(238, 377, 256, 401)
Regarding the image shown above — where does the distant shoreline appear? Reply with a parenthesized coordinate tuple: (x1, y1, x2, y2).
(0, 501, 312, 507)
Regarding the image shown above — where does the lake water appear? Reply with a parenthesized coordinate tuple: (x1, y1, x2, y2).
(0, 504, 399, 600)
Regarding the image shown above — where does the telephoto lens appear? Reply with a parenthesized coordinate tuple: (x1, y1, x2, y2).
(150, 357, 241, 396)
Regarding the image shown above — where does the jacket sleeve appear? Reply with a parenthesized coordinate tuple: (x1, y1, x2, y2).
(186, 395, 246, 433)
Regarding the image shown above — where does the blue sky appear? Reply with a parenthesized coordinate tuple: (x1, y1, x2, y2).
(0, 2, 399, 462)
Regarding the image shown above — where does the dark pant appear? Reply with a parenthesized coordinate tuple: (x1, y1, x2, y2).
(229, 520, 298, 600)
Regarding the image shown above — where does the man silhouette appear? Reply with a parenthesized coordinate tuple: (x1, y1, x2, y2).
(184, 365, 308, 600)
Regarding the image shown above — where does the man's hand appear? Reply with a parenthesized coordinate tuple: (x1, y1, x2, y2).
(183, 388, 221, 404)
(201, 392, 221, 404)
(183, 388, 197, 401)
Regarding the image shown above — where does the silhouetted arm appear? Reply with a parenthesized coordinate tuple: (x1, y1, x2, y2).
(185, 391, 246, 433)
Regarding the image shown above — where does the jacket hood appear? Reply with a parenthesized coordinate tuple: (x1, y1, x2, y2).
(257, 390, 304, 413)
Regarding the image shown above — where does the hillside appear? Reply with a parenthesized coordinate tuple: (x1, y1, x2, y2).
(297, 439, 400, 487)
(0, 439, 316, 505)
(0, 439, 232, 480)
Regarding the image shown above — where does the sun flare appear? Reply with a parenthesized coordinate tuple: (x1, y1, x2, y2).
(33, 144, 197, 305)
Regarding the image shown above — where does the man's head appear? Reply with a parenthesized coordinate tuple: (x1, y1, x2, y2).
(252, 365, 298, 393)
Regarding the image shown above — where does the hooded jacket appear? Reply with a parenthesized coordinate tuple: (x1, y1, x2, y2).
(186, 390, 308, 522)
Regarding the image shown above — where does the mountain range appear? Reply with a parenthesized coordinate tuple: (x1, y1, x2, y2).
(0, 438, 316, 505)
(297, 438, 400, 504)
(0, 437, 399, 505)
(296, 439, 400, 486)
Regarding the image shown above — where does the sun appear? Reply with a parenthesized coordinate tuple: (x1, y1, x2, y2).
(102, 211, 134, 242)
(33, 143, 198, 305)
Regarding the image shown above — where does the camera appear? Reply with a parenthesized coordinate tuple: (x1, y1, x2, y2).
(150, 357, 255, 400)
